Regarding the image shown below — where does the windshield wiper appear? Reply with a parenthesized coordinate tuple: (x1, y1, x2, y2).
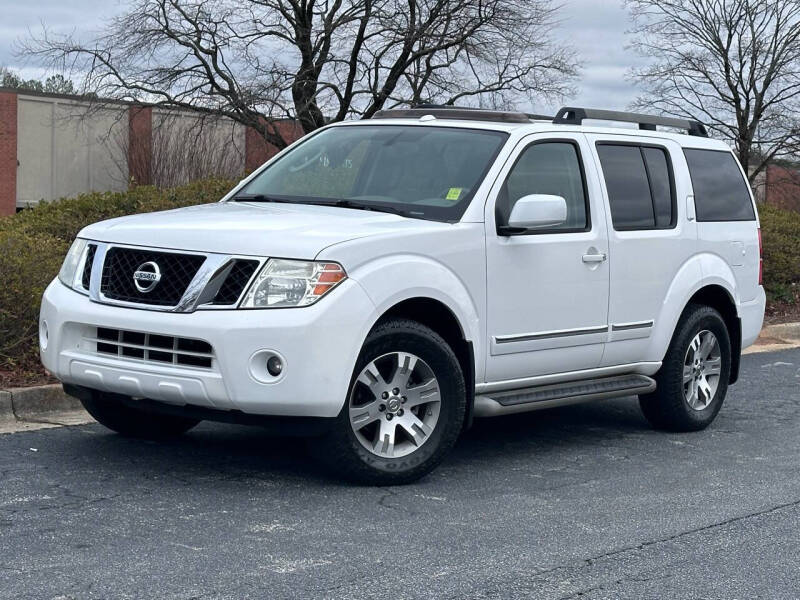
(233, 194, 409, 217)
(329, 199, 408, 217)
(231, 193, 294, 203)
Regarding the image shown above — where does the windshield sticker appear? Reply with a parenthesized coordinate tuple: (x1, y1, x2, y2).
(446, 188, 463, 201)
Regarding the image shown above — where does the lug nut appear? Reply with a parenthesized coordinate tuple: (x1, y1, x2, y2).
(379, 404, 386, 412)
(392, 388, 400, 395)
(386, 413, 393, 420)
(381, 391, 389, 399)
(401, 396, 407, 403)
(397, 409, 404, 416)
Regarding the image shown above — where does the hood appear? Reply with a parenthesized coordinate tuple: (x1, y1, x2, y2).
(79, 201, 449, 258)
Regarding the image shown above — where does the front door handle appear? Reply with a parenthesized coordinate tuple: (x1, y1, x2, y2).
(582, 252, 607, 264)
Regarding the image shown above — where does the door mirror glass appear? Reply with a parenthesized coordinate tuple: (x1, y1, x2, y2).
(506, 194, 567, 230)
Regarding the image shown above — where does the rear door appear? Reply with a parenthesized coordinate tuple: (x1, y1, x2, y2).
(586, 134, 697, 367)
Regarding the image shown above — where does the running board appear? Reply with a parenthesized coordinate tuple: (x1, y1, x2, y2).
(474, 374, 656, 418)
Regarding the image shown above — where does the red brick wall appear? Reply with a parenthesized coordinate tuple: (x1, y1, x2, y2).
(0, 91, 17, 215)
(245, 120, 304, 172)
(128, 106, 153, 186)
(766, 165, 800, 212)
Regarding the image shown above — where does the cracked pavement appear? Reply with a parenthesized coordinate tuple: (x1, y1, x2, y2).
(2, 348, 800, 599)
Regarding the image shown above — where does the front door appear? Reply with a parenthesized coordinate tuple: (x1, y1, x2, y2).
(484, 134, 610, 383)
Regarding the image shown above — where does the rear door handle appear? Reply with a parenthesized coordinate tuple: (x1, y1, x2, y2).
(582, 252, 607, 263)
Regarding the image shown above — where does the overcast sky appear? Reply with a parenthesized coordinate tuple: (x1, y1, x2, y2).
(0, 0, 643, 113)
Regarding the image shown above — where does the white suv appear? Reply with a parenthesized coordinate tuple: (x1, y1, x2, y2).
(40, 106, 766, 484)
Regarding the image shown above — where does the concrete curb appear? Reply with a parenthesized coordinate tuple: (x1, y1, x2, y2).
(762, 322, 800, 342)
(0, 391, 15, 426)
(745, 322, 800, 355)
(0, 384, 85, 425)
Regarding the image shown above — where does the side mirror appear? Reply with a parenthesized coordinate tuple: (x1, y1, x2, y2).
(501, 194, 567, 234)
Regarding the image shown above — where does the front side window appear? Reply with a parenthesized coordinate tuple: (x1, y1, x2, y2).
(683, 149, 755, 221)
(596, 143, 676, 230)
(239, 125, 507, 222)
(496, 141, 589, 232)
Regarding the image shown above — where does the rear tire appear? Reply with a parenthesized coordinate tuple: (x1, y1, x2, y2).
(316, 318, 466, 485)
(639, 304, 731, 431)
(80, 391, 200, 440)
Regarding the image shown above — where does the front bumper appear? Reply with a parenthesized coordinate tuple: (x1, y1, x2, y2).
(39, 278, 375, 417)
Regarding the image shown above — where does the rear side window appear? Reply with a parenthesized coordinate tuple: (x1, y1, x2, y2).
(596, 144, 675, 230)
(684, 149, 755, 221)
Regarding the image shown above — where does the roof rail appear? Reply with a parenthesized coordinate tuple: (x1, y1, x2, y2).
(412, 104, 554, 120)
(553, 107, 708, 137)
(373, 105, 533, 124)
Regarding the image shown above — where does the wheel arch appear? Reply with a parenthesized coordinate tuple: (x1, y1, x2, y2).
(651, 254, 742, 385)
(373, 297, 476, 431)
(685, 285, 741, 384)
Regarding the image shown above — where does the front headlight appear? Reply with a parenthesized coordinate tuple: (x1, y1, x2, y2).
(241, 259, 346, 308)
(58, 238, 89, 290)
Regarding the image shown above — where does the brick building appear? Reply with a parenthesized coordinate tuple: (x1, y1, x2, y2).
(762, 164, 800, 212)
(0, 87, 303, 215)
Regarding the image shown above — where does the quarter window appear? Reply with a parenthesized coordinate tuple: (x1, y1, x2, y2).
(496, 141, 588, 232)
(596, 144, 676, 230)
(683, 149, 755, 221)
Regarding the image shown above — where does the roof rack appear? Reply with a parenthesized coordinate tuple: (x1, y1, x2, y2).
(553, 107, 708, 137)
(373, 105, 534, 124)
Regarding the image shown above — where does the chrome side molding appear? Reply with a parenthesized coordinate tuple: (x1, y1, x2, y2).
(611, 320, 654, 332)
(494, 324, 609, 345)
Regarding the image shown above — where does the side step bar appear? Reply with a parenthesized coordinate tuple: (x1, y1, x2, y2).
(474, 374, 656, 418)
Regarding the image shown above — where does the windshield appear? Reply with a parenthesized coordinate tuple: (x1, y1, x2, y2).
(238, 125, 508, 222)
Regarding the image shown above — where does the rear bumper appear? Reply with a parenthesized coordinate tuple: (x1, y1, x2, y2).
(739, 286, 766, 349)
(39, 278, 375, 417)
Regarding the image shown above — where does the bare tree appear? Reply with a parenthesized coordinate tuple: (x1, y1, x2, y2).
(113, 110, 247, 188)
(22, 0, 577, 150)
(627, 0, 800, 182)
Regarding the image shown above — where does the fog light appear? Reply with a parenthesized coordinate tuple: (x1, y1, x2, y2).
(248, 349, 286, 383)
(267, 356, 283, 377)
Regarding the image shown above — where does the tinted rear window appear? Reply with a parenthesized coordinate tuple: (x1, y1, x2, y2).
(684, 149, 755, 221)
(642, 147, 674, 228)
(596, 145, 654, 229)
(596, 144, 675, 230)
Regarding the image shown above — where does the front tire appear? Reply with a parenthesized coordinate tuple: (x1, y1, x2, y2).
(639, 304, 731, 431)
(318, 319, 466, 485)
(80, 391, 200, 440)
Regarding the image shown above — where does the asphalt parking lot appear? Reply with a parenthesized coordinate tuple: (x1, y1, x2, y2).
(2, 347, 800, 599)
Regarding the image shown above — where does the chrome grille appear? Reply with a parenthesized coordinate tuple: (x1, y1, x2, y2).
(93, 327, 214, 369)
(101, 247, 206, 306)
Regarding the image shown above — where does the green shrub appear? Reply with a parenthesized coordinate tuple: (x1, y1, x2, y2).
(0, 178, 235, 376)
(759, 204, 800, 303)
(4, 178, 236, 243)
(0, 229, 68, 372)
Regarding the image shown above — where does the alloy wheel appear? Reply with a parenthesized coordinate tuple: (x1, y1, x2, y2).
(682, 329, 722, 410)
(349, 352, 441, 458)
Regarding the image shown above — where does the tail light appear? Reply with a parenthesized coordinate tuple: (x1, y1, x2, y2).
(757, 228, 763, 286)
